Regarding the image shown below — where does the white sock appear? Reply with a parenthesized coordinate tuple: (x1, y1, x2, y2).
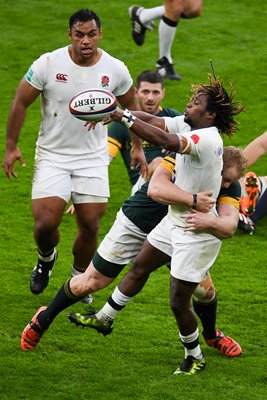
(158, 19, 177, 63)
(71, 265, 83, 276)
(179, 328, 203, 359)
(139, 6, 164, 25)
(38, 248, 56, 262)
(96, 286, 132, 323)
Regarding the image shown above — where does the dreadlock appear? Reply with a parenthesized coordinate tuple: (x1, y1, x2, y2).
(191, 74, 245, 137)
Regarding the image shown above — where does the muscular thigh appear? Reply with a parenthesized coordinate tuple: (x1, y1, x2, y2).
(32, 197, 67, 226)
(75, 202, 107, 230)
(134, 239, 171, 273)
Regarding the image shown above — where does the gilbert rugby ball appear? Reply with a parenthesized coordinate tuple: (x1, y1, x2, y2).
(69, 89, 118, 121)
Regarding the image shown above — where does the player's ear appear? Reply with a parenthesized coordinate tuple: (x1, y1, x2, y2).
(206, 110, 216, 122)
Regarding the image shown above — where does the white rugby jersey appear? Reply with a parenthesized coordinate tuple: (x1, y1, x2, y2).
(25, 46, 133, 167)
(164, 115, 223, 227)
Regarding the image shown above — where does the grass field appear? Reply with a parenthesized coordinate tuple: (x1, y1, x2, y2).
(0, 1, 266, 399)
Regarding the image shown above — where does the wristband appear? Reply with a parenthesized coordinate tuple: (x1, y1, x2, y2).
(121, 109, 136, 128)
(192, 194, 197, 209)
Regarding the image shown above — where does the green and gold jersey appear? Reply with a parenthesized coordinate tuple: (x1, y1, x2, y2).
(108, 106, 181, 186)
(122, 155, 241, 234)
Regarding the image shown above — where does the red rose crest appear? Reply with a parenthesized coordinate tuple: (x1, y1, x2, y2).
(190, 134, 200, 144)
(101, 75, 110, 87)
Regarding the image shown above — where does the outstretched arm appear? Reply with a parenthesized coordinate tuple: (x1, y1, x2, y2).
(109, 108, 189, 153)
(244, 131, 267, 167)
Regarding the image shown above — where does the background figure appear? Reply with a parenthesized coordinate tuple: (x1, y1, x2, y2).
(129, 1, 202, 80)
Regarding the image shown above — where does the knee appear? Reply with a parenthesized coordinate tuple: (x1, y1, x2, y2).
(193, 276, 216, 303)
(181, 0, 202, 18)
(34, 213, 60, 234)
(170, 291, 186, 318)
(164, 0, 183, 20)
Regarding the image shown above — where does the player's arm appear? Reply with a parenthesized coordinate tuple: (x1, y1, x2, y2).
(109, 108, 187, 153)
(244, 131, 267, 167)
(116, 85, 149, 178)
(2, 78, 41, 179)
(148, 162, 215, 213)
(184, 202, 239, 239)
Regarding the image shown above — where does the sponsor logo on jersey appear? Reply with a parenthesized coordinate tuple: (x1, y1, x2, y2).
(55, 73, 68, 83)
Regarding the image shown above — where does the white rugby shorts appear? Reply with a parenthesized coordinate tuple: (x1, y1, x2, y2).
(32, 159, 109, 203)
(97, 209, 147, 265)
(147, 215, 222, 283)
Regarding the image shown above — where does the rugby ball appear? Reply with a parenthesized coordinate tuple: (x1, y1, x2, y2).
(69, 89, 118, 121)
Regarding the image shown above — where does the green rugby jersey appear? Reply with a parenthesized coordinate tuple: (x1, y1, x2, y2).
(122, 173, 241, 234)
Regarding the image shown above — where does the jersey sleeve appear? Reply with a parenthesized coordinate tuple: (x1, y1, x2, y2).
(160, 153, 176, 174)
(24, 53, 49, 90)
(108, 137, 122, 158)
(108, 122, 129, 159)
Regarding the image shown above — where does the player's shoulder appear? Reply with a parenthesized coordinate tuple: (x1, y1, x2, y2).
(33, 46, 68, 64)
(100, 49, 128, 69)
(219, 181, 241, 198)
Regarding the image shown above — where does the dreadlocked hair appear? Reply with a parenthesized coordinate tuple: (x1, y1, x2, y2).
(191, 74, 245, 137)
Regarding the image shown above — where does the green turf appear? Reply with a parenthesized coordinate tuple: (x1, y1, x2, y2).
(0, 1, 266, 399)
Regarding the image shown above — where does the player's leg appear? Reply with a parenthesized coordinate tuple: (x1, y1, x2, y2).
(21, 261, 114, 350)
(71, 169, 109, 302)
(72, 201, 107, 271)
(68, 214, 173, 332)
(129, 5, 164, 46)
(69, 239, 170, 334)
(170, 277, 206, 375)
(250, 187, 267, 224)
(193, 273, 242, 356)
(21, 210, 146, 349)
(30, 161, 71, 294)
(157, 0, 202, 80)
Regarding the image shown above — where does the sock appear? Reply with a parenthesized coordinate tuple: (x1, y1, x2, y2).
(179, 327, 202, 359)
(251, 188, 267, 223)
(38, 248, 55, 262)
(71, 265, 85, 276)
(96, 286, 132, 323)
(193, 297, 218, 340)
(71, 265, 93, 303)
(139, 6, 164, 25)
(37, 278, 82, 330)
(158, 16, 178, 63)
